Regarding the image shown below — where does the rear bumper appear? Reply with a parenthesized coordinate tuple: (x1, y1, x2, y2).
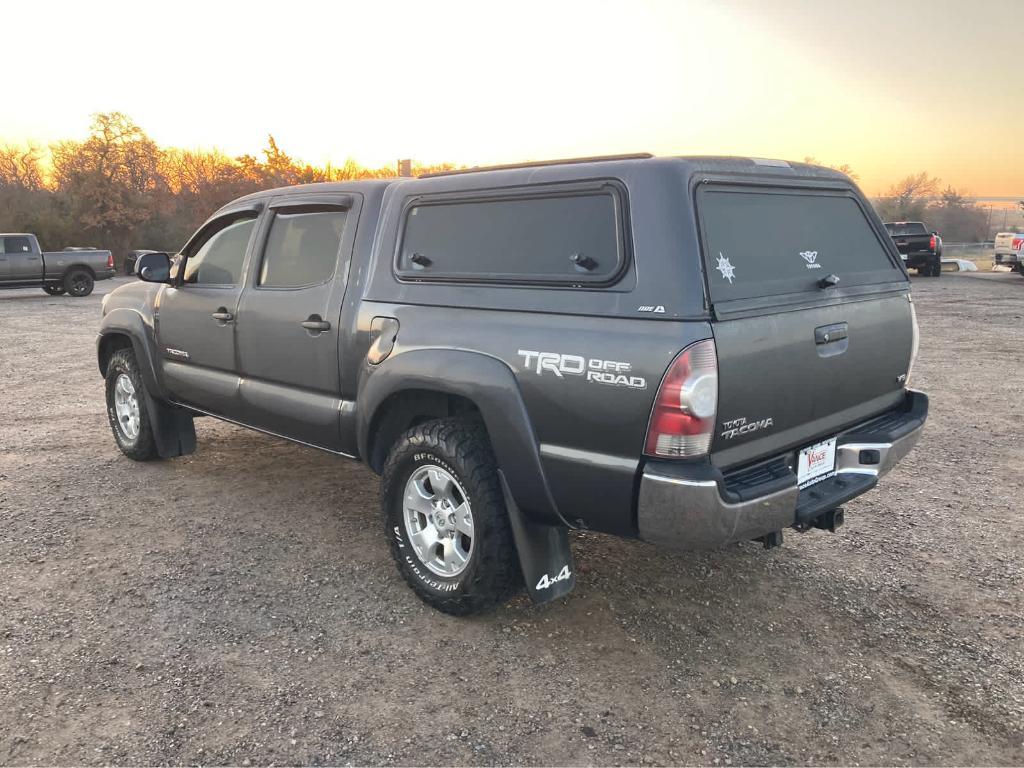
(95, 268, 116, 280)
(637, 390, 928, 549)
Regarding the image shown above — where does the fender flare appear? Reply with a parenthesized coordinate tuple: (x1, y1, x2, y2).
(97, 307, 166, 401)
(58, 262, 98, 280)
(357, 348, 569, 528)
(97, 308, 194, 459)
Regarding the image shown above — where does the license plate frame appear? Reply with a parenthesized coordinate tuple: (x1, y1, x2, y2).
(797, 437, 837, 489)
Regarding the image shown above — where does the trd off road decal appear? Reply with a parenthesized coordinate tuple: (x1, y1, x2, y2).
(517, 350, 646, 390)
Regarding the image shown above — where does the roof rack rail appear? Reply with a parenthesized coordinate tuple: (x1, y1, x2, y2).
(418, 153, 654, 178)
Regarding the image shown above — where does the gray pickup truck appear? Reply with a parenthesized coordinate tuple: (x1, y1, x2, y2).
(0, 233, 114, 296)
(96, 155, 928, 615)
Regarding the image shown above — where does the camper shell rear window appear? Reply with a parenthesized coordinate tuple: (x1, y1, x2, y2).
(697, 186, 901, 303)
(395, 183, 627, 285)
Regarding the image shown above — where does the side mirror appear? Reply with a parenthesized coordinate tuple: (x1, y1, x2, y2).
(136, 251, 171, 283)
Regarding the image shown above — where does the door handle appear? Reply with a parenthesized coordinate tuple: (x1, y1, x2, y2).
(211, 309, 234, 323)
(815, 323, 848, 344)
(301, 315, 331, 333)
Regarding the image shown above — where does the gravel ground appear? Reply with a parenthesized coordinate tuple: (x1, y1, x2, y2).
(1, 274, 1022, 766)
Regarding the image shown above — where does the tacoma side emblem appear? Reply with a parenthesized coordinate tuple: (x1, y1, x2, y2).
(165, 348, 190, 360)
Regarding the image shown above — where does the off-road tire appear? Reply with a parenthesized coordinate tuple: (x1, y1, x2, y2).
(42, 284, 65, 296)
(64, 268, 94, 297)
(382, 417, 522, 615)
(931, 257, 943, 277)
(105, 348, 159, 461)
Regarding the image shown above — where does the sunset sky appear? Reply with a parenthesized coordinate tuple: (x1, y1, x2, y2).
(3, 0, 1021, 196)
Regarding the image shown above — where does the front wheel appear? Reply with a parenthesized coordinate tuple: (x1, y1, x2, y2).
(64, 268, 94, 297)
(105, 348, 160, 461)
(42, 284, 65, 296)
(381, 418, 522, 615)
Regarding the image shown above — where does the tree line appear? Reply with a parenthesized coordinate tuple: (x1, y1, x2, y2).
(0, 113, 455, 267)
(0, 113, 998, 269)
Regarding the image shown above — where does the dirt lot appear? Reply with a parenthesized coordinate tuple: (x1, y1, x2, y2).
(1, 274, 1022, 766)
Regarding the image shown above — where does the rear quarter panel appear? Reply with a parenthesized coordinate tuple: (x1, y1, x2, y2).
(357, 300, 709, 535)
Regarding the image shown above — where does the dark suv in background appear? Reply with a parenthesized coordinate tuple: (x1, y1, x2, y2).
(96, 155, 927, 615)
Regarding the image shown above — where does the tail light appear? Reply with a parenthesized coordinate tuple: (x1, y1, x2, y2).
(644, 339, 718, 458)
(929, 234, 936, 251)
(107, 253, 114, 269)
(907, 297, 920, 385)
(1013, 237, 1023, 252)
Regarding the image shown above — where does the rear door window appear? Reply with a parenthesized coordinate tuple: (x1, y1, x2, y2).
(698, 187, 901, 303)
(258, 208, 348, 288)
(396, 186, 625, 284)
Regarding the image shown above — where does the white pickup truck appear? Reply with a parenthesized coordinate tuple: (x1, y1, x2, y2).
(993, 232, 1023, 273)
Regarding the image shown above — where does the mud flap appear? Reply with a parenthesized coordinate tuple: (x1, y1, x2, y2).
(143, 389, 196, 458)
(499, 470, 576, 604)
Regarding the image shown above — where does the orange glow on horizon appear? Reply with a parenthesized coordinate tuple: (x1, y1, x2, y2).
(1, 0, 1021, 198)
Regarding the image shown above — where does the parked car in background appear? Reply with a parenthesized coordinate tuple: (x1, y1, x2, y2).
(993, 232, 1023, 273)
(124, 249, 164, 275)
(97, 155, 927, 615)
(883, 222, 943, 277)
(0, 233, 114, 296)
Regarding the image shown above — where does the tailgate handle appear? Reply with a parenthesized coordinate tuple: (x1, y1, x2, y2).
(815, 323, 848, 345)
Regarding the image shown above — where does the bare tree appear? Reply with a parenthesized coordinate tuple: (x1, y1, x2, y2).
(873, 172, 941, 222)
(802, 156, 859, 180)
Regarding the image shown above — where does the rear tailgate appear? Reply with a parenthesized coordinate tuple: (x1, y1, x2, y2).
(697, 184, 913, 469)
(885, 223, 933, 255)
(994, 232, 1022, 256)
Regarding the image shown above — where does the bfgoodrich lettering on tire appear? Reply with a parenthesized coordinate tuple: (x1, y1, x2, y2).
(105, 348, 159, 461)
(382, 417, 522, 615)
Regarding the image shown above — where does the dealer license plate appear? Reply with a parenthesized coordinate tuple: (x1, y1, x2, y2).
(797, 437, 837, 489)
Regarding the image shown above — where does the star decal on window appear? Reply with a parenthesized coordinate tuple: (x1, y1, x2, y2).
(716, 252, 736, 284)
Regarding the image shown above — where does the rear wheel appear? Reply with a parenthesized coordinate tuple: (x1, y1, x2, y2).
(42, 284, 65, 296)
(381, 418, 521, 615)
(931, 255, 943, 277)
(105, 348, 159, 461)
(64, 268, 94, 297)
